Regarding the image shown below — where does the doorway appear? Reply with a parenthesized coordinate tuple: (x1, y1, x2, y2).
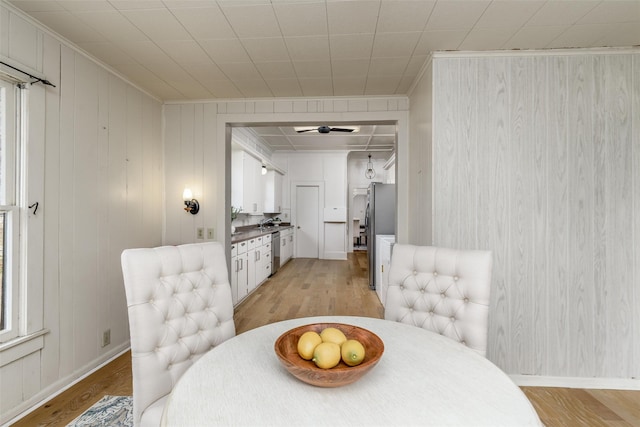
(294, 184, 321, 258)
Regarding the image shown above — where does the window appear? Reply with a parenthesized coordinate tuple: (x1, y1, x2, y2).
(0, 77, 21, 343)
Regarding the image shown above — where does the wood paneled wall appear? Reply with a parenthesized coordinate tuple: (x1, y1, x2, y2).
(0, 4, 163, 422)
(432, 50, 639, 379)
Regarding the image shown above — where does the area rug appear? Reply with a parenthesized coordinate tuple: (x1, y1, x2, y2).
(66, 395, 133, 427)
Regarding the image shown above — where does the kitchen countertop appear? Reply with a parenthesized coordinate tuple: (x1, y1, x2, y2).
(231, 224, 294, 244)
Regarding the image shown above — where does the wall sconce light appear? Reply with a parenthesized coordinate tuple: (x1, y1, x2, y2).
(365, 154, 376, 179)
(262, 165, 267, 175)
(183, 188, 199, 215)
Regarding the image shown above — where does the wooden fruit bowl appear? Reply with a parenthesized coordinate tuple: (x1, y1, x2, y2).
(274, 322, 384, 387)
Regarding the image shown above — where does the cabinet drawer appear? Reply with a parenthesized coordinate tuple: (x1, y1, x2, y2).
(263, 234, 272, 243)
(263, 242, 271, 251)
(237, 240, 248, 254)
(231, 244, 238, 257)
(248, 238, 257, 250)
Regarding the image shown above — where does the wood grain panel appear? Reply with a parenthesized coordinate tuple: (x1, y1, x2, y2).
(591, 54, 609, 377)
(633, 54, 640, 380)
(567, 55, 595, 377)
(531, 56, 549, 375)
(604, 54, 633, 377)
(432, 51, 639, 379)
(509, 56, 535, 375)
(545, 56, 569, 376)
(476, 56, 510, 370)
(432, 59, 458, 246)
(458, 57, 478, 248)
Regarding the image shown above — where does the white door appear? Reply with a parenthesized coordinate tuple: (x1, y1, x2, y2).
(296, 185, 319, 258)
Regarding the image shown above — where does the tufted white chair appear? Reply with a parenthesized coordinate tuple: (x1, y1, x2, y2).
(384, 244, 493, 357)
(121, 242, 235, 426)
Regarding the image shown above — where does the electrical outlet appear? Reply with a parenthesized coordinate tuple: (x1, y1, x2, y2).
(196, 227, 204, 239)
(102, 329, 111, 347)
(207, 228, 214, 239)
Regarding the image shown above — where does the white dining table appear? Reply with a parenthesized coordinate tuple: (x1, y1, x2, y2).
(161, 316, 542, 426)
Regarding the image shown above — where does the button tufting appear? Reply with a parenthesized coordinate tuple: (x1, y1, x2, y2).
(440, 293, 445, 298)
(464, 298, 469, 303)
(450, 317, 455, 322)
(454, 276, 459, 281)
(413, 270, 417, 275)
(420, 289, 425, 293)
(433, 272, 438, 276)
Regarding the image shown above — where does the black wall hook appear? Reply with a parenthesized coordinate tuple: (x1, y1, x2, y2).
(28, 202, 39, 215)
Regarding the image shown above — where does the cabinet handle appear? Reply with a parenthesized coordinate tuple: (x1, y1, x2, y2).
(235, 259, 239, 273)
(240, 259, 243, 270)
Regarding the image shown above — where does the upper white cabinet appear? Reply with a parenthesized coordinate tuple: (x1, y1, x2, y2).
(263, 170, 282, 213)
(232, 149, 263, 215)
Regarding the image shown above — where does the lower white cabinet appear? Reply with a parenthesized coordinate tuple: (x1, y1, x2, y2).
(280, 228, 294, 268)
(375, 235, 395, 307)
(232, 233, 274, 306)
(231, 240, 249, 305)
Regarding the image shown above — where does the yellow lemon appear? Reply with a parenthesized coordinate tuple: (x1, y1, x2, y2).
(297, 331, 322, 360)
(341, 339, 366, 366)
(320, 327, 347, 346)
(312, 342, 341, 369)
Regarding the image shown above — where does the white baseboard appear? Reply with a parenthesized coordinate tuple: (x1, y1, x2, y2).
(510, 374, 640, 390)
(2, 343, 130, 426)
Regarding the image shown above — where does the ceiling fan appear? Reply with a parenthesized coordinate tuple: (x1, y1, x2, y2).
(295, 125, 359, 134)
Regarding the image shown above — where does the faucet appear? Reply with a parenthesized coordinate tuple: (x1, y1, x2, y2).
(258, 218, 273, 230)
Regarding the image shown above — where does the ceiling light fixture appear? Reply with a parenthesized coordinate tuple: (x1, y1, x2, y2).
(294, 125, 360, 134)
(365, 154, 376, 179)
(262, 165, 267, 175)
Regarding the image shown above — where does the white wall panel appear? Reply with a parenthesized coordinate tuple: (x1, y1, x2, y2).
(0, 4, 163, 422)
(407, 58, 432, 246)
(432, 49, 640, 380)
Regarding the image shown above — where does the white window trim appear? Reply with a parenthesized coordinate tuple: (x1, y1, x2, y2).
(0, 74, 27, 345)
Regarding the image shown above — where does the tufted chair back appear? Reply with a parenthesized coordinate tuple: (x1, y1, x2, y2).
(121, 242, 235, 426)
(384, 244, 493, 357)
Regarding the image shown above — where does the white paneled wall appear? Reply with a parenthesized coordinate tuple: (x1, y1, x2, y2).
(0, 3, 162, 423)
(432, 50, 640, 380)
(163, 97, 410, 260)
(407, 57, 433, 246)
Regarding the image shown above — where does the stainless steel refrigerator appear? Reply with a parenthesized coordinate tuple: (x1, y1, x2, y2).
(365, 182, 396, 290)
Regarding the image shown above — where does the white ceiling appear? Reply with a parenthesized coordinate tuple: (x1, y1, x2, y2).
(8, 0, 639, 152)
(247, 123, 396, 152)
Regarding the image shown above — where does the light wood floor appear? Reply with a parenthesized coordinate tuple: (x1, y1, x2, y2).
(11, 253, 639, 426)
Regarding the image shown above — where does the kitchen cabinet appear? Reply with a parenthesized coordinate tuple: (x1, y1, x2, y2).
(375, 235, 395, 307)
(280, 228, 295, 267)
(247, 237, 258, 293)
(257, 234, 272, 284)
(231, 240, 249, 305)
(232, 149, 263, 215)
(263, 170, 283, 213)
(232, 233, 273, 306)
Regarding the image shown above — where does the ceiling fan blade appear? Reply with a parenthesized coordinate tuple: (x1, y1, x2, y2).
(328, 127, 355, 133)
(296, 128, 316, 133)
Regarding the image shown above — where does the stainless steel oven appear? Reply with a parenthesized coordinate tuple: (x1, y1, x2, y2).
(271, 231, 280, 276)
